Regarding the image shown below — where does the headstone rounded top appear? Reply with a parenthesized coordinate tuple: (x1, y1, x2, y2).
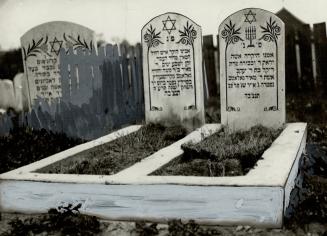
(21, 21, 94, 39)
(142, 12, 200, 32)
(219, 8, 284, 32)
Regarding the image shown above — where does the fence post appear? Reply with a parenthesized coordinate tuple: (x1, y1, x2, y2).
(215, 34, 220, 95)
(203, 35, 218, 97)
(298, 24, 314, 90)
(313, 22, 327, 91)
(285, 27, 299, 92)
(135, 43, 144, 118)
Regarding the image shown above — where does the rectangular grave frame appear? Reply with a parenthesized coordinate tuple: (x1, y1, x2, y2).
(0, 122, 306, 227)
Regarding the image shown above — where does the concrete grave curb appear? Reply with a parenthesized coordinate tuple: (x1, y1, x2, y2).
(0, 122, 306, 227)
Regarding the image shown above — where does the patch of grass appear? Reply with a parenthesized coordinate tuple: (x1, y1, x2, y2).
(153, 125, 282, 177)
(0, 127, 84, 174)
(38, 124, 187, 175)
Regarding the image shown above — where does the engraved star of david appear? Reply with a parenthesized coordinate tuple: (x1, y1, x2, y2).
(162, 16, 176, 34)
(244, 10, 256, 24)
(49, 37, 63, 56)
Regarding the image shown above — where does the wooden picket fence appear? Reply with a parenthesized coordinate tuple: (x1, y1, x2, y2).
(4, 15, 327, 139)
(0, 43, 144, 140)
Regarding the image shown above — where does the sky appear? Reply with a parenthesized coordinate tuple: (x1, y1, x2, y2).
(0, 0, 327, 50)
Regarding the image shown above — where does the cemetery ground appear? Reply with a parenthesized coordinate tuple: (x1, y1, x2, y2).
(0, 91, 326, 235)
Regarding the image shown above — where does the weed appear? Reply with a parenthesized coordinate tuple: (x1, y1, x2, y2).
(168, 219, 220, 236)
(2, 203, 100, 236)
(135, 221, 159, 236)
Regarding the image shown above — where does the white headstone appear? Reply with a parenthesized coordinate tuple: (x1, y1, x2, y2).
(219, 8, 285, 131)
(21, 21, 96, 105)
(142, 12, 205, 130)
(13, 73, 30, 112)
(0, 79, 15, 111)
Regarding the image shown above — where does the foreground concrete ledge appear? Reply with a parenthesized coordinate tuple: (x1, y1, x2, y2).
(0, 122, 307, 227)
(0, 180, 284, 227)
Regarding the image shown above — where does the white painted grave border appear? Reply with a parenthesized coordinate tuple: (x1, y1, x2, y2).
(0, 122, 306, 227)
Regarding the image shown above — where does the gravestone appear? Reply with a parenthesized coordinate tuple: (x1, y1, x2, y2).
(219, 8, 285, 131)
(142, 12, 205, 130)
(21, 21, 96, 105)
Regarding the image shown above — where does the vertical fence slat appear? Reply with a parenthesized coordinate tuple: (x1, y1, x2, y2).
(203, 35, 217, 97)
(120, 44, 131, 121)
(313, 22, 327, 90)
(59, 48, 71, 104)
(298, 24, 314, 89)
(129, 45, 138, 121)
(135, 43, 144, 118)
(285, 27, 299, 91)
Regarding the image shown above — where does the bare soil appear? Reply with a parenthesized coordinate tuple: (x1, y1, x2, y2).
(37, 124, 187, 175)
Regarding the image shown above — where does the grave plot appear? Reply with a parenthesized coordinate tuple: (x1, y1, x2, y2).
(0, 12, 218, 223)
(18, 12, 210, 177)
(0, 13, 208, 180)
(0, 10, 306, 228)
(0, 122, 306, 227)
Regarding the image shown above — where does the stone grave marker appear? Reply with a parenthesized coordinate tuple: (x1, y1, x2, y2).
(219, 8, 285, 131)
(142, 12, 205, 130)
(21, 21, 96, 105)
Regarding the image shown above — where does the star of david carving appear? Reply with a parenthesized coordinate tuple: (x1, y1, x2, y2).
(49, 37, 63, 55)
(244, 10, 256, 24)
(162, 16, 176, 34)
